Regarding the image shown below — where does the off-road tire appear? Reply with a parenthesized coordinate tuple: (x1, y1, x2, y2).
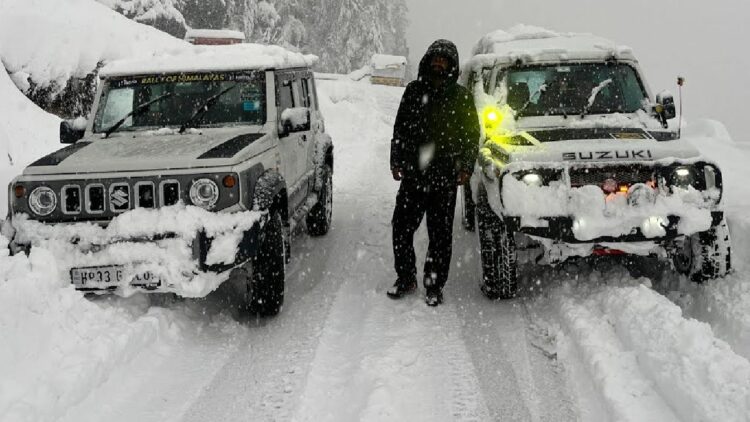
(461, 185, 476, 232)
(673, 217, 731, 283)
(476, 190, 518, 299)
(306, 164, 333, 237)
(250, 211, 286, 316)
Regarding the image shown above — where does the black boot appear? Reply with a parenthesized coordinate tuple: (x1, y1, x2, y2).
(425, 287, 443, 307)
(387, 277, 418, 299)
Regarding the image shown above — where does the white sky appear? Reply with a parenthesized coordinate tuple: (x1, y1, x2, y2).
(404, 0, 749, 139)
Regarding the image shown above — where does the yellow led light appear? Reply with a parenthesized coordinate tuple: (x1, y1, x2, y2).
(482, 106, 505, 129)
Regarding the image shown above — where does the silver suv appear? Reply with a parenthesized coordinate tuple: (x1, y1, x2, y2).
(5, 45, 334, 316)
(462, 29, 730, 299)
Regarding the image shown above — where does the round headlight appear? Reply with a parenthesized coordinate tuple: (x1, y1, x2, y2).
(521, 172, 543, 187)
(189, 179, 219, 209)
(672, 166, 696, 188)
(28, 186, 57, 216)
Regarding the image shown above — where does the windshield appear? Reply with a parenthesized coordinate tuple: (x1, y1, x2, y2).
(501, 63, 647, 117)
(93, 71, 266, 134)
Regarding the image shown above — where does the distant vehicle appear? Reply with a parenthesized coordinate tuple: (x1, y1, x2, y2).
(185, 29, 246, 45)
(461, 27, 731, 299)
(370, 54, 407, 87)
(6, 44, 334, 316)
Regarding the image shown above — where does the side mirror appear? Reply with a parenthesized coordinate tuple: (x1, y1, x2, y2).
(60, 119, 86, 144)
(279, 107, 311, 137)
(654, 91, 677, 128)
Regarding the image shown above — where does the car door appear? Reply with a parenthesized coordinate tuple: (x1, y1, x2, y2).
(296, 73, 317, 186)
(276, 71, 309, 210)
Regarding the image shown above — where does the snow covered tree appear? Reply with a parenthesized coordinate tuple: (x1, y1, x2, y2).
(97, 0, 409, 74)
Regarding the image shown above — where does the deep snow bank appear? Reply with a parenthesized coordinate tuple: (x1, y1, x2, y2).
(0, 64, 59, 216)
(0, 0, 186, 95)
(0, 234, 181, 421)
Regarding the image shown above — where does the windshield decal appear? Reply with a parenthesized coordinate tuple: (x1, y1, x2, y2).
(198, 133, 266, 159)
(110, 72, 257, 88)
(28, 142, 92, 167)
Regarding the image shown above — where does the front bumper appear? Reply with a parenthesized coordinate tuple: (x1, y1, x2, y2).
(8, 206, 264, 297)
(505, 211, 723, 244)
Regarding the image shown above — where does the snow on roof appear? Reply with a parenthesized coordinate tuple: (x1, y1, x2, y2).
(185, 29, 246, 41)
(371, 54, 407, 69)
(468, 25, 636, 68)
(100, 43, 318, 77)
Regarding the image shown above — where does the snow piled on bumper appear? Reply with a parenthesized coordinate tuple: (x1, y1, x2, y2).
(9, 204, 264, 298)
(501, 175, 715, 241)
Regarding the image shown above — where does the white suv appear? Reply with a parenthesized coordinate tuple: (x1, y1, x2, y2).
(6, 44, 334, 316)
(461, 27, 730, 299)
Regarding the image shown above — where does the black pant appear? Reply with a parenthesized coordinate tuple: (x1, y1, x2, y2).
(392, 175, 457, 290)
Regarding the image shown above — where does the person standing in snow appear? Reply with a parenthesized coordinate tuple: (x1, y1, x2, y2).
(387, 39, 480, 306)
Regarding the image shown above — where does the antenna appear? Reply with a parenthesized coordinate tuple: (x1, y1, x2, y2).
(677, 76, 685, 139)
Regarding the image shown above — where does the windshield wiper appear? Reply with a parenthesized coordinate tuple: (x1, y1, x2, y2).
(515, 84, 547, 117)
(179, 84, 238, 134)
(103, 93, 173, 138)
(581, 79, 613, 118)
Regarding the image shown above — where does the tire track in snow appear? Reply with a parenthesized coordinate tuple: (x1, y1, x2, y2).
(538, 273, 750, 422)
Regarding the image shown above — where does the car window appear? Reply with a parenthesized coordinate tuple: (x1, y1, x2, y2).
(93, 71, 266, 133)
(504, 63, 648, 117)
(300, 78, 312, 108)
(278, 79, 295, 113)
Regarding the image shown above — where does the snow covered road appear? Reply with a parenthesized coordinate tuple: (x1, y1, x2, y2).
(3, 79, 750, 421)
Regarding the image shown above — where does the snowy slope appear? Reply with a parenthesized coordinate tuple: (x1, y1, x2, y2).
(1, 78, 750, 421)
(0, 0, 186, 94)
(0, 64, 59, 216)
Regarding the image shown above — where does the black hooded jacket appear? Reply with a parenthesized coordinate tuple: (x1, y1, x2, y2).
(390, 40, 480, 179)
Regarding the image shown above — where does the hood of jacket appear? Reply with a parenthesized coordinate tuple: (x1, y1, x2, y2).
(418, 39, 460, 85)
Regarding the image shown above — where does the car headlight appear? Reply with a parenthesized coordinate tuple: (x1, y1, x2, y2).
(671, 166, 696, 188)
(513, 169, 561, 187)
(521, 172, 543, 187)
(189, 179, 219, 209)
(28, 186, 57, 216)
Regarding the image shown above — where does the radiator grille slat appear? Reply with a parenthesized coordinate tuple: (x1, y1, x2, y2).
(569, 165, 655, 187)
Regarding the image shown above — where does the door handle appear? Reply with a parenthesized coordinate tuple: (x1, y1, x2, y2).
(301, 134, 308, 142)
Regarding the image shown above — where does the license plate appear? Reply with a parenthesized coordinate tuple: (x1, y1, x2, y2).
(71, 266, 162, 288)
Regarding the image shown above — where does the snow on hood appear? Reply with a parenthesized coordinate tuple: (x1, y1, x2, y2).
(101, 43, 318, 78)
(22, 127, 268, 175)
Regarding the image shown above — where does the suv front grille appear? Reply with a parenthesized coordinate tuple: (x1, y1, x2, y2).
(569, 165, 655, 188)
(15, 173, 239, 222)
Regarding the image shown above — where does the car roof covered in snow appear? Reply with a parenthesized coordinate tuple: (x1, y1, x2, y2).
(184, 29, 246, 41)
(466, 25, 637, 70)
(100, 43, 318, 78)
(371, 54, 407, 69)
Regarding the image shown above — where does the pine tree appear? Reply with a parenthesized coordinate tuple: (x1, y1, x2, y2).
(95, 0, 410, 74)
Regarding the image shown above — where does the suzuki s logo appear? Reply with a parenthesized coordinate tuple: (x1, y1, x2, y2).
(562, 150, 654, 161)
(110, 185, 130, 211)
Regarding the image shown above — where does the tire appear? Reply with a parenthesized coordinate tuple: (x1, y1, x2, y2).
(461, 185, 476, 232)
(476, 190, 518, 299)
(672, 217, 731, 283)
(306, 164, 333, 237)
(250, 211, 286, 316)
